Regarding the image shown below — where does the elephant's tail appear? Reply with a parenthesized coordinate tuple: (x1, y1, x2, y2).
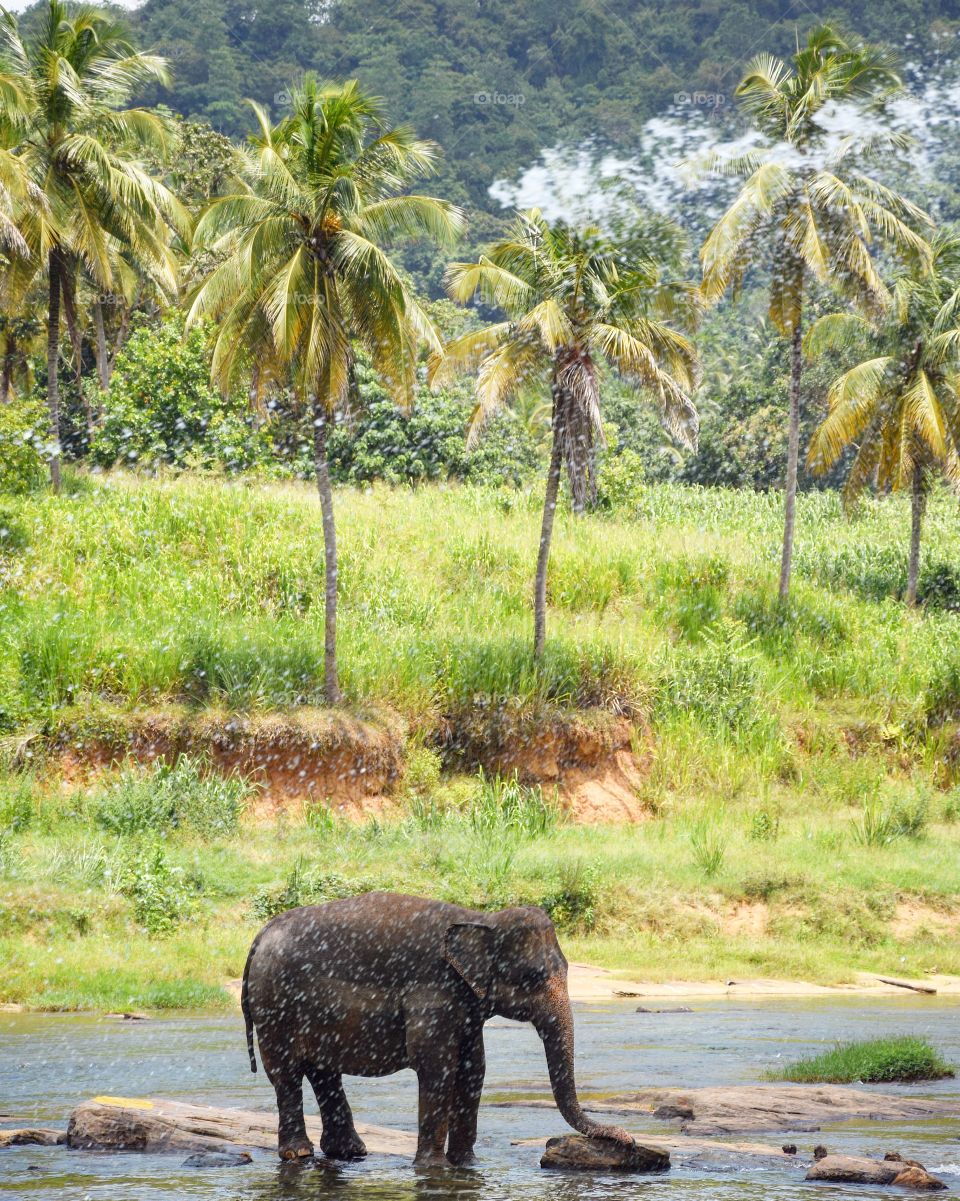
(241, 939, 258, 1074)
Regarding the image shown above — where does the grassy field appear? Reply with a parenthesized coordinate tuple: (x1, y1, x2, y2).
(1, 471, 960, 1009)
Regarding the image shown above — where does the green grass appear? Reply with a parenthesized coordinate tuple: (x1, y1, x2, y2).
(767, 1036, 955, 1084)
(1, 471, 960, 1008)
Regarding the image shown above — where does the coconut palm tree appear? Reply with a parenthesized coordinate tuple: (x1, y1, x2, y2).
(807, 233, 960, 606)
(700, 25, 931, 601)
(189, 77, 463, 704)
(0, 0, 187, 489)
(430, 209, 699, 658)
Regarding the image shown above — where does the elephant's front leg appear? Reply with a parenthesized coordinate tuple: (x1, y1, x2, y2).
(447, 1024, 485, 1166)
(406, 1002, 459, 1167)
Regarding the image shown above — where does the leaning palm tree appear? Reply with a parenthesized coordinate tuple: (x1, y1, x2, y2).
(189, 77, 463, 704)
(0, 0, 187, 489)
(807, 232, 960, 606)
(700, 25, 932, 600)
(431, 209, 699, 658)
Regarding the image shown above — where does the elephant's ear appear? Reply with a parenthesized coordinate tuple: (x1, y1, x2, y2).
(444, 922, 494, 1000)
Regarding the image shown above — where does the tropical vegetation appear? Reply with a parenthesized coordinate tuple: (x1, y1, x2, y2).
(1, 3, 960, 1008)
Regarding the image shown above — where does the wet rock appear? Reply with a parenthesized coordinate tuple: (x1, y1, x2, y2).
(885, 1152, 923, 1167)
(182, 1150, 253, 1168)
(891, 1166, 948, 1191)
(504, 1086, 954, 1136)
(540, 1135, 669, 1173)
(635, 1007, 693, 1014)
(653, 1104, 695, 1120)
(0, 1129, 66, 1148)
(782, 1145, 797, 1155)
(806, 1155, 946, 1190)
(813, 1145, 828, 1160)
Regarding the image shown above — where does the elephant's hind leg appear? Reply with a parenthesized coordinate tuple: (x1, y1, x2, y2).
(260, 1047, 313, 1160)
(305, 1065, 368, 1161)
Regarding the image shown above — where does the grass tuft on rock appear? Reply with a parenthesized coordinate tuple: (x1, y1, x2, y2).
(767, 1036, 955, 1084)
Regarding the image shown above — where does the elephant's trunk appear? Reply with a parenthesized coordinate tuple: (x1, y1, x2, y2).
(533, 974, 634, 1144)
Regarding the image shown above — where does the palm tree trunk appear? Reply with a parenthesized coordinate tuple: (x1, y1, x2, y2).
(0, 331, 14, 403)
(778, 315, 803, 601)
(46, 248, 63, 494)
(906, 467, 925, 608)
(94, 298, 112, 391)
(534, 386, 566, 659)
(312, 399, 342, 705)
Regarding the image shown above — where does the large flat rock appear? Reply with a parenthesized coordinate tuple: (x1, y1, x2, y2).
(67, 1096, 417, 1157)
(494, 1084, 958, 1135)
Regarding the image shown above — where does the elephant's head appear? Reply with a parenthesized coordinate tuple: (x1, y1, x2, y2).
(444, 906, 633, 1145)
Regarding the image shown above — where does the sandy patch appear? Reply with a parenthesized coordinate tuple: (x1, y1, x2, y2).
(561, 750, 650, 823)
(565, 963, 960, 1001)
(721, 901, 769, 940)
(891, 899, 959, 941)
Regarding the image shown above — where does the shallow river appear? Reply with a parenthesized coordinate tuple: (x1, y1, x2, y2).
(1, 996, 958, 1199)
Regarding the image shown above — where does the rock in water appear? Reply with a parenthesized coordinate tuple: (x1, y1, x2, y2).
(540, 1135, 669, 1173)
(182, 1150, 253, 1168)
(806, 1155, 946, 1190)
(0, 1129, 65, 1148)
(890, 1167, 948, 1192)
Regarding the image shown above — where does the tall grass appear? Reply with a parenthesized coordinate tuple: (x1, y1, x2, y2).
(5, 474, 960, 751)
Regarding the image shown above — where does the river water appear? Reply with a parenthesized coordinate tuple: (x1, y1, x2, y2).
(1, 996, 958, 1199)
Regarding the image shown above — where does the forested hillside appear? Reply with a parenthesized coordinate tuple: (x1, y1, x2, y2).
(119, 0, 960, 204)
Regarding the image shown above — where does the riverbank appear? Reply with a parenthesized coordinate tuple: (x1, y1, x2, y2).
(1, 785, 958, 1012)
(2, 474, 960, 1011)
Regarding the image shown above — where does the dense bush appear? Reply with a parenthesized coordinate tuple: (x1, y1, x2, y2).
(327, 369, 542, 487)
(94, 756, 253, 837)
(0, 399, 48, 494)
(92, 315, 266, 472)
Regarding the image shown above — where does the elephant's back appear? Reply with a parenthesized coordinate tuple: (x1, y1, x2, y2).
(247, 891, 475, 993)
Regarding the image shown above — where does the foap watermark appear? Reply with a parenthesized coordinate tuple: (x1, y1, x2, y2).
(673, 91, 728, 111)
(474, 90, 525, 107)
(274, 88, 293, 108)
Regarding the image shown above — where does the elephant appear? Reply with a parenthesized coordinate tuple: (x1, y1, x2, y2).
(241, 890, 632, 1166)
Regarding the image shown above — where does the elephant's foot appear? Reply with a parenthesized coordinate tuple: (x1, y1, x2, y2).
(278, 1137, 315, 1161)
(320, 1131, 368, 1162)
(446, 1148, 478, 1168)
(414, 1151, 452, 1170)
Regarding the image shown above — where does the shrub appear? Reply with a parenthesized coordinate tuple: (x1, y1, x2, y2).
(116, 844, 193, 935)
(92, 314, 266, 472)
(538, 861, 600, 932)
(596, 448, 645, 512)
(767, 1036, 954, 1084)
(748, 805, 780, 842)
(94, 756, 253, 838)
(326, 366, 541, 488)
(918, 562, 960, 612)
(0, 398, 47, 494)
(402, 745, 443, 801)
(251, 861, 376, 921)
